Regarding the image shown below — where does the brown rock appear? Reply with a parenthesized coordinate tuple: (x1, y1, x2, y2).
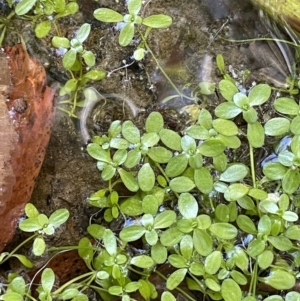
(0, 44, 55, 252)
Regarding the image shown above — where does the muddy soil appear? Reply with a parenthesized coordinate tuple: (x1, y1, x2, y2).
(1, 0, 295, 294)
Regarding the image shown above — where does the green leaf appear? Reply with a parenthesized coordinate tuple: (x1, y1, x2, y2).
(154, 210, 176, 229)
(9, 277, 26, 295)
(52, 36, 70, 48)
(263, 162, 287, 180)
(93, 8, 123, 22)
(161, 292, 176, 301)
(141, 132, 160, 147)
(258, 215, 271, 235)
(205, 251, 222, 274)
(236, 215, 257, 234)
(166, 154, 188, 177)
(33, 236, 46, 256)
(220, 164, 248, 182)
(268, 236, 293, 251)
(243, 107, 258, 123)
(148, 147, 172, 163)
(103, 229, 117, 255)
(122, 120, 140, 144)
(78, 237, 93, 266)
(257, 250, 274, 269)
(11, 254, 33, 268)
(274, 97, 299, 115)
(35, 20, 52, 38)
(145, 112, 164, 133)
(178, 193, 198, 219)
(282, 169, 300, 194)
(137, 163, 155, 191)
(194, 167, 213, 194)
(215, 102, 242, 119)
(230, 271, 247, 286)
(76, 23, 91, 43)
(197, 214, 211, 229)
(120, 196, 143, 216)
(291, 115, 300, 134)
(125, 281, 141, 293)
(286, 292, 300, 301)
(142, 14, 172, 28)
(199, 139, 226, 157)
(0, 292, 23, 301)
(131, 255, 154, 268)
(218, 80, 239, 101)
(133, 48, 146, 60)
(247, 239, 265, 257)
(56, 2, 79, 18)
(247, 121, 264, 148)
(248, 84, 271, 105)
(15, 0, 36, 15)
(124, 149, 141, 168)
(41, 268, 55, 292)
(159, 129, 182, 151)
(25, 203, 39, 218)
(63, 48, 77, 70)
(169, 176, 195, 192)
(128, 0, 142, 15)
(19, 217, 41, 232)
(284, 225, 300, 240)
(87, 224, 105, 239)
(260, 269, 295, 290)
(168, 254, 188, 268)
(180, 234, 193, 260)
(210, 223, 237, 240)
(142, 195, 158, 215)
(221, 279, 242, 301)
(49, 208, 69, 227)
(58, 288, 79, 300)
(166, 268, 188, 290)
(151, 242, 167, 264)
(186, 124, 210, 140)
(234, 248, 249, 271)
(160, 228, 184, 246)
(82, 51, 95, 67)
(120, 225, 145, 242)
(119, 22, 135, 46)
(264, 118, 290, 136)
(83, 69, 106, 80)
(213, 119, 238, 136)
(193, 229, 212, 256)
(118, 168, 139, 192)
(224, 183, 249, 201)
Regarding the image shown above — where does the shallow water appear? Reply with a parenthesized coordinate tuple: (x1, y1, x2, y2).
(1, 0, 298, 297)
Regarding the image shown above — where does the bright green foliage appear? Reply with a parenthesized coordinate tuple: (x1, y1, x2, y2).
(2, 58, 300, 301)
(14, 0, 79, 38)
(93, 0, 172, 59)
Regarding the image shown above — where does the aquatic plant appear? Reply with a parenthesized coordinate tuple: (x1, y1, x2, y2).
(1, 74, 300, 300)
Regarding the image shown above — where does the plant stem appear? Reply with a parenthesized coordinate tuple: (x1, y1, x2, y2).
(138, 30, 194, 101)
(2, 233, 38, 264)
(249, 144, 256, 189)
(154, 270, 197, 301)
(52, 271, 95, 295)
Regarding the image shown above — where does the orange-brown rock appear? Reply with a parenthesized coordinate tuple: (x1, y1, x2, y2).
(0, 44, 55, 252)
